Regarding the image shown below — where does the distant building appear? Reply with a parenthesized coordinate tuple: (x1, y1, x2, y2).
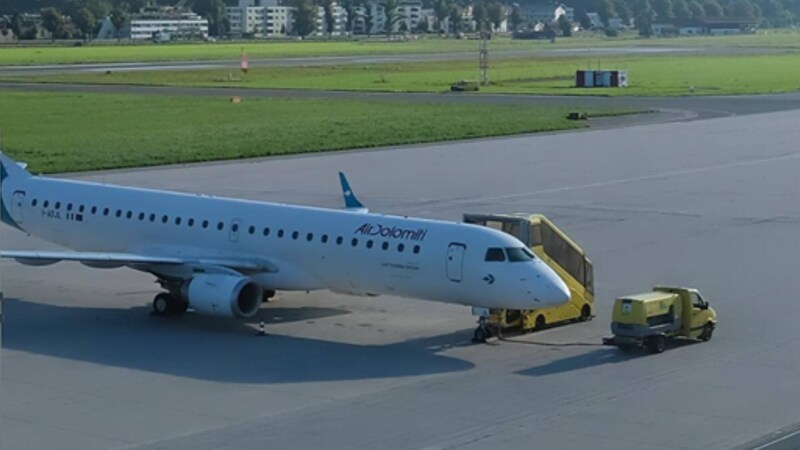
(650, 19, 756, 37)
(97, 6, 209, 41)
(522, 3, 574, 26)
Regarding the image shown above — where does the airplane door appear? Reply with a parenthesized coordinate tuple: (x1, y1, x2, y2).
(229, 219, 241, 242)
(446, 243, 466, 282)
(9, 191, 24, 225)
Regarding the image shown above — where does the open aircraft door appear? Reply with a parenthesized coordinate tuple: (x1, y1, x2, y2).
(10, 191, 24, 225)
(446, 243, 466, 282)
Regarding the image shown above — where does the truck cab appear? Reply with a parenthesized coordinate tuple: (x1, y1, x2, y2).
(605, 286, 717, 353)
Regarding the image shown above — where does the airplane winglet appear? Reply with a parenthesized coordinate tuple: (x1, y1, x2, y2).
(338, 172, 368, 213)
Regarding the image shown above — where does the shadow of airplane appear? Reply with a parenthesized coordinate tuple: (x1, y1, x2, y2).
(2, 298, 475, 384)
(516, 348, 639, 377)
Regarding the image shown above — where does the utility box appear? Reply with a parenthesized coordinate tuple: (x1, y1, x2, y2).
(575, 70, 628, 88)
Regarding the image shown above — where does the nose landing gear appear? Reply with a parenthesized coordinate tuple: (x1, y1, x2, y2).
(473, 316, 495, 343)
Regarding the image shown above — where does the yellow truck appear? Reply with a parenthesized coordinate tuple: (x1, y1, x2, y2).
(603, 286, 717, 354)
(463, 213, 594, 341)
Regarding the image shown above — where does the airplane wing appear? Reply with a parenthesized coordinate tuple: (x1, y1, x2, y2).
(1, 250, 277, 273)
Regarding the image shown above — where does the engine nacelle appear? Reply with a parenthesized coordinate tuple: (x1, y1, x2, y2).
(185, 274, 263, 319)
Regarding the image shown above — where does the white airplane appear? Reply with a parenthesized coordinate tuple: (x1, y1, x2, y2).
(0, 153, 569, 319)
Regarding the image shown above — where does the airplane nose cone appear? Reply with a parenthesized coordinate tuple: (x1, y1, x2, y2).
(544, 273, 570, 305)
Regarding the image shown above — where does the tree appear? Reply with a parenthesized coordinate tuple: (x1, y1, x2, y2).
(731, 0, 757, 16)
(10, 12, 23, 38)
(293, 0, 318, 37)
(652, 0, 675, 19)
(416, 15, 429, 32)
(109, 6, 127, 40)
(613, 0, 633, 23)
(448, 4, 462, 34)
(190, 0, 227, 36)
(674, 0, 693, 18)
(340, 0, 357, 35)
(65, 0, 112, 22)
(472, 1, 487, 31)
(487, 2, 505, 31)
(321, 0, 335, 36)
(363, 2, 374, 35)
(577, 9, 592, 28)
(73, 7, 96, 40)
(688, 0, 706, 17)
(631, 0, 655, 34)
(557, 13, 572, 35)
(433, 0, 449, 32)
(702, 0, 724, 15)
(40, 7, 65, 41)
(382, 0, 401, 37)
(509, 3, 522, 31)
(594, 0, 616, 26)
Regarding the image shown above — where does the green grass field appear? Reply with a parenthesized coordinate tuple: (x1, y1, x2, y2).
(2, 31, 800, 66)
(15, 52, 800, 96)
(0, 36, 601, 66)
(0, 91, 633, 173)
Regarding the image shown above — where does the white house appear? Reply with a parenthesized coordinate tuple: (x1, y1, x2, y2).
(97, 6, 208, 40)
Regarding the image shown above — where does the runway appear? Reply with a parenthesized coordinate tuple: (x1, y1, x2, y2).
(4, 107, 800, 449)
(0, 46, 702, 76)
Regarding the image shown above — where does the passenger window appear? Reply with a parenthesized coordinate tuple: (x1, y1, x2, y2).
(351, 238, 358, 247)
(79, 205, 85, 213)
(398, 243, 405, 252)
(366, 240, 374, 249)
(55, 202, 61, 210)
(138, 213, 145, 221)
(67, 204, 73, 211)
(202, 220, 209, 229)
(188, 218, 195, 227)
(31, 199, 38, 207)
(103, 208, 110, 216)
(162, 215, 168, 224)
(91, 206, 98, 214)
(263, 227, 270, 236)
(278, 229, 284, 238)
(336, 236, 343, 245)
(249, 226, 255, 235)
(217, 222, 224, 231)
(116, 210, 122, 218)
(321, 234, 328, 243)
(232, 223, 239, 232)
(485, 248, 506, 262)
(382, 242, 389, 250)
(126, 211, 133, 219)
(43, 200, 49, 208)
(292, 231, 299, 240)
(307, 233, 313, 241)
(175, 217, 181, 225)
(150, 214, 156, 222)
(413, 245, 421, 254)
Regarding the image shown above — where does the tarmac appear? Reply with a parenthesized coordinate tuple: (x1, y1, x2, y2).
(4, 105, 800, 449)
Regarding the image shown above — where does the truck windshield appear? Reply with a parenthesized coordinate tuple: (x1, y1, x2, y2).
(506, 247, 535, 262)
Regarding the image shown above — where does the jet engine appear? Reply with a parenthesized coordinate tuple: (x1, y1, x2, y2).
(184, 274, 263, 318)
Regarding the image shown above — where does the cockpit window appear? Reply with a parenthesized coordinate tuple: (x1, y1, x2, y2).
(506, 247, 536, 262)
(485, 248, 506, 262)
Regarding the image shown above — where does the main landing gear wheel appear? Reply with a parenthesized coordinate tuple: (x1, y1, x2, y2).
(152, 293, 187, 316)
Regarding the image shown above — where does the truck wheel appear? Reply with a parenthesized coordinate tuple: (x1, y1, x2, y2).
(700, 323, 714, 341)
(646, 335, 666, 354)
(534, 315, 546, 331)
(579, 305, 591, 322)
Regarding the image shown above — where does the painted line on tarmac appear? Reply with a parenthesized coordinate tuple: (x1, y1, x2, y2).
(750, 428, 800, 450)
